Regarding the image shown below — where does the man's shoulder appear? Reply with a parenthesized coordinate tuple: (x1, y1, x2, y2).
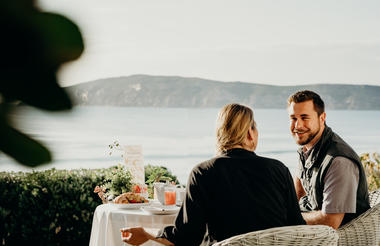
(329, 138, 355, 152)
(332, 156, 357, 164)
(326, 130, 360, 160)
(322, 157, 359, 188)
(329, 156, 359, 174)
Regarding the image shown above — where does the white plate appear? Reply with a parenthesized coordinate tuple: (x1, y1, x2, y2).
(142, 205, 180, 215)
(111, 201, 151, 209)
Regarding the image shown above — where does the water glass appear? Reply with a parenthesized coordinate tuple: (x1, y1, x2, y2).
(176, 186, 186, 205)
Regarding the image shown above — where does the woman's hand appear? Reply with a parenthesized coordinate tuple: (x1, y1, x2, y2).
(120, 227, 174, 246)
(120, 227, 153, 245)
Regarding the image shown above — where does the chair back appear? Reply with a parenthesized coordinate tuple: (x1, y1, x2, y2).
(337, 202, 380, 246)
(213, 225, 338, 246)
(369, 188, 380, 207)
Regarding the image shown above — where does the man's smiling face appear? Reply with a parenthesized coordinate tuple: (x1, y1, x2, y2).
(288, 100, 326, 149)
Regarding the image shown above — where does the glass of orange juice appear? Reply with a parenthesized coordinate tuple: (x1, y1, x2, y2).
(164, 185, 176, 205)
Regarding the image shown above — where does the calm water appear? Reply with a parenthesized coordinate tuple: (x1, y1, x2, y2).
(1, 106, 380, 184)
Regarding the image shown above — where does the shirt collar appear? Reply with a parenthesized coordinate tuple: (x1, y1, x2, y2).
(297, 135, 322, 161)
(224, 148, 256, 157)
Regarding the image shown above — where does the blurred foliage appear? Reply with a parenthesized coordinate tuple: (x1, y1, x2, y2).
(0, 0, 84, 166)
(361, 152, 380, 192)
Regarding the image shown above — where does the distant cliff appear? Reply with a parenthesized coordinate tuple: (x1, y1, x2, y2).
(66, 74, 380, 110)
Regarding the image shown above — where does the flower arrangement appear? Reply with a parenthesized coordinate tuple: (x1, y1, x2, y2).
(94, 141, 181, 201)
(93, 164, 133, 203)
(93, 185, 107, 203)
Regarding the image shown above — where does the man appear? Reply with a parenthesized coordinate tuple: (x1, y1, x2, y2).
(287, 90, 370, 229)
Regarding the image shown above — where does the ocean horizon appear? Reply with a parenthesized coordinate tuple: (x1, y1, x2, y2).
(1, 106, 380, 184)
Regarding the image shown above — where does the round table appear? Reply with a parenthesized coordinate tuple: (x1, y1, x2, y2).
(89, 203, 178, 246)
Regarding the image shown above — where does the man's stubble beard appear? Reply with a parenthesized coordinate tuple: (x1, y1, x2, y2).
(295, 123, 321, 146)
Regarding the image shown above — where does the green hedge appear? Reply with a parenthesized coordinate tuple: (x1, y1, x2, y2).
(0, 165, 177, 245)
(0, 167, 114, 245)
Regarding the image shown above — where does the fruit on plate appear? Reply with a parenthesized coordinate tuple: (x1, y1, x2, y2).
(114, 192, 149, 204)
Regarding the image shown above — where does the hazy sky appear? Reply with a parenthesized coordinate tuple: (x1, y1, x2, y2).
(38, 0, 380, 86)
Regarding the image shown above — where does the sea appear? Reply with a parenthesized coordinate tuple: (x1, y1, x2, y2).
(1, 106, 380, 185)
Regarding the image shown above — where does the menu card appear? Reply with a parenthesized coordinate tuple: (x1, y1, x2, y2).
(124, 145, 144, 184)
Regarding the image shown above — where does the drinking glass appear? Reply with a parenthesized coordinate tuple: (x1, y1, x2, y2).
(164, 186, 176, 205)
(176, 186, 186, 205)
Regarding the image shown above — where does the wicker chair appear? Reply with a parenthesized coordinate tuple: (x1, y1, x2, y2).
(337, 188, 380, 246)
(212, 225, 338, 246)
(368, 188, 380, 207)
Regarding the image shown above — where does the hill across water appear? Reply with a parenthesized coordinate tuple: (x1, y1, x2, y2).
(66, 75, 380, 110)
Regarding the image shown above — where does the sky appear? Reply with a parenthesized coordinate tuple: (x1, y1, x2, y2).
(37, 0, 380, 86)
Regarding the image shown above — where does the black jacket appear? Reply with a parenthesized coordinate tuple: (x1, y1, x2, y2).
(159, 148, 305, 245)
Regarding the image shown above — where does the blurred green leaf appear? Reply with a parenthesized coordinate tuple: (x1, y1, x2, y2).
(36, 12, 84, 65)
(0, 120, 51, 166)
(0, 0, 84, 166)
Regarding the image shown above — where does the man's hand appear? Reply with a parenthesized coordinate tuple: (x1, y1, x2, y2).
(301, 211, 344, 229)
(293, 177, 306, 201)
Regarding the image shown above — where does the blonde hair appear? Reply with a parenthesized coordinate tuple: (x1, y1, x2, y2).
(216, 103, 255, 154)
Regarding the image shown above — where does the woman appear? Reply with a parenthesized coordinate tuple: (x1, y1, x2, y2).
(121, 103, 305, 245)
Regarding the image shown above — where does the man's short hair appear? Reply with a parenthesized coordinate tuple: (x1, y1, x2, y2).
(288, 90, 325, 115)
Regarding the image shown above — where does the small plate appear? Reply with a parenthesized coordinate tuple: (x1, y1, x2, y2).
(142, 205, 180, 215)
(111, 201, 151, 209)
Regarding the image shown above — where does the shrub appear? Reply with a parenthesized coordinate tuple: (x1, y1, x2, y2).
(0, 164, 178, 245)
(145, 165, 179, 198)
(0, 166, 130, 245)
(95, 164, 133, 202)
(361, 152, 380, 192)
(145, 164, 178, 184)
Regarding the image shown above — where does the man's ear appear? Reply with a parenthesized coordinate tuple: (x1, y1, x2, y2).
(320, 112, 326, 124)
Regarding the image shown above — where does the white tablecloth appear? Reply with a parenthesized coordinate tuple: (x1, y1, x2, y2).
(89, 203, 178, 246)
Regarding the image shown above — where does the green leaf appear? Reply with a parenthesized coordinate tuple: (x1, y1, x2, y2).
(0, 5, 79, 111)
(35, 12, 84, 65)
(0, 122, 51, 166)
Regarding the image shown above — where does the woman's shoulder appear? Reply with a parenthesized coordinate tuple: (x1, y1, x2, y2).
(190, 155, 230, 174)
(193, 155, 226, 169)
(254, 154, 289, 171)
(256, 154, 284, 164)
(191, 153, 289, 176)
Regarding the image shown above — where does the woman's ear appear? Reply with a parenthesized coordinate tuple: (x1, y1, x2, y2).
(247, 127, 254, 140)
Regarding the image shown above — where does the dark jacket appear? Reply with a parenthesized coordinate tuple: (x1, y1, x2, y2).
(298, 126, 370, 225)
(160, 148, 305, 246)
